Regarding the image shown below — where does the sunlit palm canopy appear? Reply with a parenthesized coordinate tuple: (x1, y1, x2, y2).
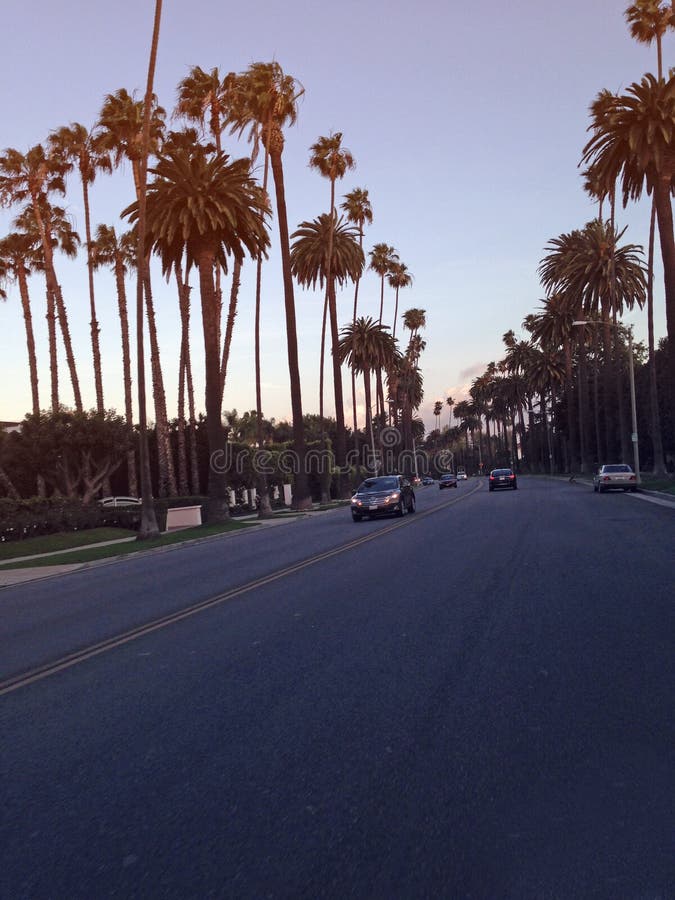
(122, 146, 270, 276)
(539, 219, 646, 318)
(308, 132, 355, 182)
(336, 316, 397, 375)
(340, 187, 373, 231)
(290, 213, 364, 288)
(581, 73, 675, 205)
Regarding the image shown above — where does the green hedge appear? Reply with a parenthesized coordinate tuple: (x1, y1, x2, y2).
(0, 497, 143, 543)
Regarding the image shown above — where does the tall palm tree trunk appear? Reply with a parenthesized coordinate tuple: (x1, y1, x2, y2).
(17, 267, 40, 415)
(134, 0, 162, 539)
(254, 137, 273, 519)
(268, 138, 311, 510)
(46, 288, 59, 410)
(175, 261, 191, 495)
(185, 350, 200, 494)
(653, 176, 675, 427)
(351, 229, 364, 451)
(177, 348, 189, 496)
(219, 257, 241, 398)
(197, 249, 229, 522)
(563, 337, 578, 471)
(328, 278, 348, 497)
(646, 198, 666, 474)
(82, 180, 104, 412)
(143, 268, 176, 497)
(53, 282, 83, 412)
(113, 250, 137, 495)
(29, 194, 81, 412)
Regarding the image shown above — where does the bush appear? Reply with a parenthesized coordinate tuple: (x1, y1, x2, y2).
(0, 497, 142, 543)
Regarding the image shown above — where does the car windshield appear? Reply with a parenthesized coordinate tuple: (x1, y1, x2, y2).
(492, 469, 512, 476)
(441, 474, 455, 480)
(358, 477, 399, 492)
(602, 465, 632, 473)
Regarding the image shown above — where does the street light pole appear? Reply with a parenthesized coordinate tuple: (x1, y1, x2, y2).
(573, 320, 640, 484)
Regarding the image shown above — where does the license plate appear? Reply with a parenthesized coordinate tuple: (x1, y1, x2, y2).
(369, 504, 378, 511)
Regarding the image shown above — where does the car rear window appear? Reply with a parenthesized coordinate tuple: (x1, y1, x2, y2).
(603, 465, 631, 473)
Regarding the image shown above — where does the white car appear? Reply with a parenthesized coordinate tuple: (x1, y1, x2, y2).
(456, 471, 467, 481)
(593, 464, 637, 493)
(98, 496, 142, 507)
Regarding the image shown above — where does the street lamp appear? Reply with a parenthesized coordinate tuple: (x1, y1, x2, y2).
(573, 320, 640, 484)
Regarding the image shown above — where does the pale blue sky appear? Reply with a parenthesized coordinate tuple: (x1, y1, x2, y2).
(1, 0, 670, 431)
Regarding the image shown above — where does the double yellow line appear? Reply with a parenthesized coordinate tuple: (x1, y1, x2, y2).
(1, 483, 480, 696)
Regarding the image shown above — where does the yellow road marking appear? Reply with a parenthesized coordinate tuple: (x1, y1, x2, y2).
(0, 482, 480, 696)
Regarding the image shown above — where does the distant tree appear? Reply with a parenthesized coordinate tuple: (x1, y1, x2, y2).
(18, 410, 131, 504)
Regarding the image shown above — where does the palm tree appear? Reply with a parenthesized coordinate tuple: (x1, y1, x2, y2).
(568, 220, 645, 458)
(625, 1, 673, 79)
(0, 145, 83, 411)
(336, 316, 397, 471)
(624, 0, 672, 473)
(387, 261, 413, 340)
(340, 187, 373, 441)
(231, 61, 312, 510)
(90, 225, 138, 495)
(13, 201, 82, 412)
(581, 73, 675, 424)
(48, 123, 112, 413)
(97, 86, 176, 499)
(368, 242, 399, 326)
(433, 400, 443, 431)
(446, 395, 455, 429)
(132, 0, 163, 538)
(173, 67, 245, 396)
(527, 293, 579, 471)
(291, 213, 364, 497)
(308, 132, 355, 437)
(125, 145, 270, 522)
(368, 243, 399, 422)
(0, 232, 41, 416)
(402, 307, 427, 343)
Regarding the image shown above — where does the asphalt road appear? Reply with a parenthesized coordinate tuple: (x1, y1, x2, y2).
(1, 477, 673, 899)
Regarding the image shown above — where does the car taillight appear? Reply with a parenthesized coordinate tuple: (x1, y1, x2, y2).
(629, 475, 636, 481)
(603, 476, 611, 481)
(509, 474, 515, 479)
(489, 476, 495, 481)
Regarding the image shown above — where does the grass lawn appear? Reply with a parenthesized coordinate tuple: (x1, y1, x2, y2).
(0, 520, 258, 570)
(0, 527, 137, 562)
(639, 474, 675, 496)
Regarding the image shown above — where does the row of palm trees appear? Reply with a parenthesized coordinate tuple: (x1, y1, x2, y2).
(0, 41, 426, 522)
(429, 1, 674, 474)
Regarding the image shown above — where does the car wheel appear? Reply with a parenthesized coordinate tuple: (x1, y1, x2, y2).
(598, 485, 605, 493)
(396, 500, 406, 517)
(409, 495, 416, 514)
(351, 511, 362, 522)
(593, 484, 598, 492)
(489, 486, 494, 492)
(630, 487, 637, 492)
(513, 484, 517, 490)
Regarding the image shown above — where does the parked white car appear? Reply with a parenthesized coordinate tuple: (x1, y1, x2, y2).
(98, 496, 142, 507)
(593, 464, 637, 493)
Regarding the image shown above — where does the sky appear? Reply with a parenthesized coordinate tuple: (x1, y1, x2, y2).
(1, 0, 671, 433)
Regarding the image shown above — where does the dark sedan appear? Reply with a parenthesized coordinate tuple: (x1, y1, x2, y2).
(439, 473, 458, 489)
(351, 475, 416, 522)
(488, 468, 517, 491)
